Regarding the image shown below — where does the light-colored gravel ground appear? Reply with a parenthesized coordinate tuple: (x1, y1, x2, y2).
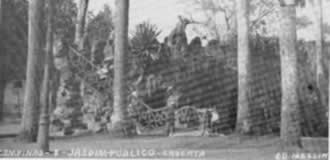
(0, 133, 328, 160)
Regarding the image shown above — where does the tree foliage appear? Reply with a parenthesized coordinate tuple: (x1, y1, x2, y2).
(53, 0, 77, 42)
(188, 0, 278, 41)
(131, 21, 161, 53)
(188, 0, 321, 42)
(0, 0, 77, 82)
(130, 21, 163, 78)
(87, 5, 113, 43)
(0, 0, 28, 80)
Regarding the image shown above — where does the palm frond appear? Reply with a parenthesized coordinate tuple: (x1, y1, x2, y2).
(131, 21, 161, 52)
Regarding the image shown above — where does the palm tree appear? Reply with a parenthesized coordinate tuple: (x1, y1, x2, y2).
(131, 21, 161, 52)
(111, 0, 131, 136)
(313, 0, 327, 109)
(37, 0, 54, 152)
(0, 0, 3, 122)
(75, 0, 89, 48)
(0, 0, 2, 26)
(74, 0, 89, 98)
(235, 0, 252, 134)
(18, 0, 45, 142)
(279, 0, 302, 148)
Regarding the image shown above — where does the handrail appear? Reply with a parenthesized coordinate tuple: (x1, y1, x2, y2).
(130, 95, 171, 112)
(68, 46, 99, 71)
(67, 45, 113, 99)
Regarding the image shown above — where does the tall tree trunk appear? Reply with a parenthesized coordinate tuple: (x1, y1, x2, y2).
(0, 0, 2, 26)
(111, 0, 130, 135)
(75, 0, 89, 98)
(0, 78, 6, 122)
(37, 0, 54, 152)
(0, 0, 4, 122)
(279, 1, 302, 148)
(18, 0, 45, 142)
(235, 0, 251, 133)
(75, 0, 89, 48)
(314, 0, 327, 108)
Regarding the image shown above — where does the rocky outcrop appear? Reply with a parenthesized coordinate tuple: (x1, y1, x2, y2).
(51, 38, 84, 135)
(81, 89, 111, 133)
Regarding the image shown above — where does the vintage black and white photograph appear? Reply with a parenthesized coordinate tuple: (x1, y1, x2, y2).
(0, 0, 329, 159)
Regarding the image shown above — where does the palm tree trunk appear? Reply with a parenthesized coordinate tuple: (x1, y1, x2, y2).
(0, 78, 6, 122)
(111, 0, 130, 135)
(18, 0, 45, 142)
(75, 0, 89, 98)
(37, 0, 54, 152)
(75, 0, 89, 48)
(279, 2, 302, 148)
(235, 0, 251, 133)
(0, 0, 2, 26)
(314, 0, 327, 108)
(0, 0, 4, 122)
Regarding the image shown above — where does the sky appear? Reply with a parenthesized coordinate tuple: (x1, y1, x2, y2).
(85, 0, 188, 41)
(82, 0, 330, 42)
